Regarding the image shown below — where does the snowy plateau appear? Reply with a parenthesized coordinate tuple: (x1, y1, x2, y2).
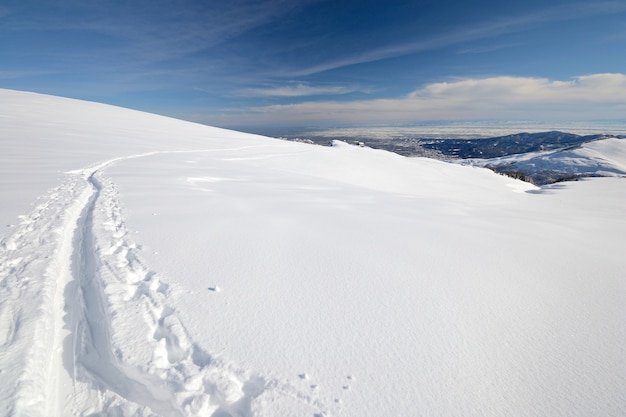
(1, 89, 626, 417)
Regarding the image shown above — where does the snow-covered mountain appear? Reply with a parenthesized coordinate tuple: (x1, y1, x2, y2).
(476, 137, 626, 184)
(1, 89, 626, 417)
(278, 131, 626, 185)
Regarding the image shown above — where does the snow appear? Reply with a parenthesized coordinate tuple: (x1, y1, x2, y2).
(1, 89, 626, 417)
(469, 136, 626, 179)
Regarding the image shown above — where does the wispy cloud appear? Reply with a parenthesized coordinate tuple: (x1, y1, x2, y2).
(3, 0, 323, 66)
(0, 0, 331, 97)
(457, 42, 524, 54)
(287, 1, 626, 76)
(238, 83, 363, 97)
(0, 70, 59, 79)
(208, 74, 626, 126)
(602, 23, 626, 42)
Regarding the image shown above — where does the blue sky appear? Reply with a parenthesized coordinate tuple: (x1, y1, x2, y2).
(2, 0, 626, 131)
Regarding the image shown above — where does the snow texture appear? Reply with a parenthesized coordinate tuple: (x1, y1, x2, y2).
(1, 89, 626, 417)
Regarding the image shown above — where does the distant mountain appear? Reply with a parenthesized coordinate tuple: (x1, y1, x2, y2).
(476, 137, 626, 185)
(283, 130, 626, 184)
(418, 131, 614, 159)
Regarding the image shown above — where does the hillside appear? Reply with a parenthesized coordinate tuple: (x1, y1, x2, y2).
(418, 131, 613, 158)
(1, 89, 626, 417)
(479, 137, 626, 184)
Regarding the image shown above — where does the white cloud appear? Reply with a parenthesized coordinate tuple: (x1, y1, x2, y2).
(208, 74, 626, 126)
(239, 83, 361, 97)
(412, 73, 626, 103)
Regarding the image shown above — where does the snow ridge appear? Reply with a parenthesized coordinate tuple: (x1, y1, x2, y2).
(0, 153, 330, 417)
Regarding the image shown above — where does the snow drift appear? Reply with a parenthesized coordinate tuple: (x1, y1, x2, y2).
(1, 89, 625, 417)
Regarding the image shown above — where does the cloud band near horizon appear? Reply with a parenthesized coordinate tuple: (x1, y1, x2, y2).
(205, 73, 626, 127)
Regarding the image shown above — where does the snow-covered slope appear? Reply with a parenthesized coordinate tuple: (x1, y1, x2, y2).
(0, 89, 275, 236)
(475, 137, 626, 184)
(1, 89, 626, 417)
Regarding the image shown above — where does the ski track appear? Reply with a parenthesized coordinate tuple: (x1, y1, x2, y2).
(0, 149, 331, 417)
